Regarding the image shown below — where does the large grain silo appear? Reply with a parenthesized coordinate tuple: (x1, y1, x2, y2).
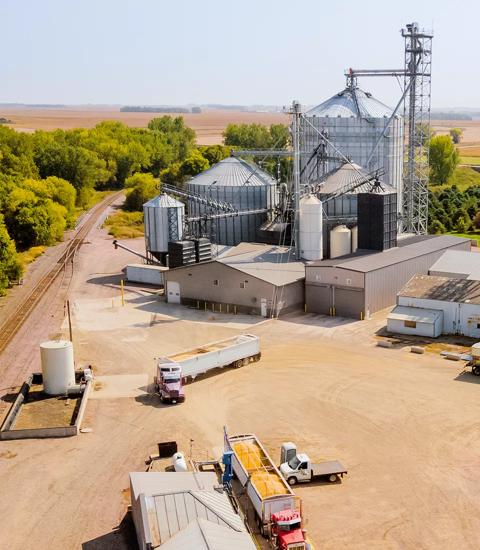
(302, 83, 404, 211)
(187, 156, 278, 246)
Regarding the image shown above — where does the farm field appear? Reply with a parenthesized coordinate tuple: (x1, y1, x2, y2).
(0, 106, 289, 145)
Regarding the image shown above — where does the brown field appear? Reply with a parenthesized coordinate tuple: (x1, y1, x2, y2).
(430, 119, 480, 146)
(0, 106, 289, 145)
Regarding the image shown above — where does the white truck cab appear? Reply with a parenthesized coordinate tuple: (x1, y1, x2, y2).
(280, 453, 312, 485)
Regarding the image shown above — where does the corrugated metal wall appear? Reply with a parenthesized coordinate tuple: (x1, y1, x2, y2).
(365, 241, 471, 315)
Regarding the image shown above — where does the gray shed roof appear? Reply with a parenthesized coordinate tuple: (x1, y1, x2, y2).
(398, 274, 480, 305)
(187, 156, 277, 188)
(429, 250, 480, 281)
(306, 86, 395, 119)
(388, 305, 443, 324)
(217, 243, 305, 286)
(160, 518, 255, 550)
(144, 193, 184, 209)
(308, 236, 471, 273)
(130, 472, 217, 500)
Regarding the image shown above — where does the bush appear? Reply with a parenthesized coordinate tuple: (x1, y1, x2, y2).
(124, 173, 159, 212)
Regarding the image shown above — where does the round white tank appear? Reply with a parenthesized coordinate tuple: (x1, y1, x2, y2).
(172, 452, 188, 472)
(330, 225, 351, 258)
(299, 194, 323, 261)
(351, 225, 358, 253)
(471, 343, 480, 358)
(40, 340, 75, 395)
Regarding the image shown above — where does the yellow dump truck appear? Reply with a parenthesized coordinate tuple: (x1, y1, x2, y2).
(228, 433, 305, 547)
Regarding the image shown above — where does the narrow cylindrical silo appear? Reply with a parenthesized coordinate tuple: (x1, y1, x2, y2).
(299, 194, 323, 261)
(40, 340, 76, 395)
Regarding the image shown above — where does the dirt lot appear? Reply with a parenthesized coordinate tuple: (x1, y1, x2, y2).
(1, 224, 480, 549)
(0, 106, 288, 145)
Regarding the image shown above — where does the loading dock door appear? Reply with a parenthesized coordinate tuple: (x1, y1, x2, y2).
(306, 284, 332, 315)
(334, 288, 365, 319)
(166, 281, 181, 304)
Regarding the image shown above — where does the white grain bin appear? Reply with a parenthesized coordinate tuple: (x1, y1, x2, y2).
(172, 452, 188, 472)
(40, 340, 75, 395)
(330, 225, 351, 258)
(351, 225, 358, 253)
(299, 194, 323, 261)
(143, 194, 184, 260)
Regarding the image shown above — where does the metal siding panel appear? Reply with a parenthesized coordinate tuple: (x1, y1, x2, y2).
(306, 284, 332, 314)
(334, 288, 365, 318)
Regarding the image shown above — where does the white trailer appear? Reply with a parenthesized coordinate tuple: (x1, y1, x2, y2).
(167, 334, 260, 380)
(125, 264, 169, 286)
(228, 433, 299, 536)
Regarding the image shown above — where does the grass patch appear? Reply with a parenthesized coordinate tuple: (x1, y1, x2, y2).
(447, 231, 480, 246)
(460, 156, 480, 166)
(103, 211, 144, 239)
(430, 166, 480, 192)
(18, 246, 47, 269)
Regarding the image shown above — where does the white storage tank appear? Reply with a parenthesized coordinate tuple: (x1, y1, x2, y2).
(143, 194, 184, 260)
(172, 452, 188, 472)
(299, 194, 323, 261)
(40, 340, 75, 395)
(330, 225, 351, 258)
(351, 225, 358, 253)
(472, 343, 480, 359)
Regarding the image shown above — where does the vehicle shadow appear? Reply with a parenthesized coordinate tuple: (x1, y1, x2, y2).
(454, 371, 480, 384)
(81, 511, 136, 549)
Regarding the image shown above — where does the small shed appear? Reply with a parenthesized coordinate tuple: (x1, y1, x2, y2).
(387, 305, 443, 337)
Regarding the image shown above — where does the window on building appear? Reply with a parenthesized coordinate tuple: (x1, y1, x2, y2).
(404, 320, 417, 329)
(213, 279, 219, 286)
(477, 323, 480, 330)
(240, 282, 245, 289)
(346, 278, 352, 286)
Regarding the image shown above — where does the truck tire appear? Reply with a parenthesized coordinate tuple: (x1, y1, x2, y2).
(242, 357, 250, 366)
(234, 360, 243, 368)
(473, 365, 480, 376)
(329, 474, 338, 483)
(253, 353, 261, 362)
(287, 476, 297, 486)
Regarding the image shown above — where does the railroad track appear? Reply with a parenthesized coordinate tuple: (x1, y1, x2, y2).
(0, 191, 123, 356)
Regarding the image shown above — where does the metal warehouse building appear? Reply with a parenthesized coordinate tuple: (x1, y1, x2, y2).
(305, 235, 470, 319)
(165, 243, 305, 317)
(390, 274, 480, 338)
(429, 249, 480, 280)
(130, 471, 255, 550)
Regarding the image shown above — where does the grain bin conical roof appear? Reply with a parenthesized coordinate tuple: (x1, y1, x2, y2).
(307, 86, 394, 119)
(187, 156, 277, 188)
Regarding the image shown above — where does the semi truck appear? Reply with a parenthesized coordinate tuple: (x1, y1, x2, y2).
(227, 433, 307, 550)
(155, 334, 260, 403)
(279, 442, 347, 485)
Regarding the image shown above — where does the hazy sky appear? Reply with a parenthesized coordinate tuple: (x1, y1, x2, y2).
(1, 0, 478, 109)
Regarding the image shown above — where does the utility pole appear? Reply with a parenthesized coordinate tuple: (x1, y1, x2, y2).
(291, 100, 301, 259)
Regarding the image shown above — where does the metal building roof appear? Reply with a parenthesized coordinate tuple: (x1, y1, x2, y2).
(398, 274, 480, 305)
(429, 250, 480, 281)
(130, 471, 217, 500)
(160, 518, 256, 550)
(186, 156, 277, 188)
(306, 86, 395, 119)
(143, 193, 184, 208)
(307, 236, 471, 272)
(217, 243, 305, 286)
(388, 305, 443, 324)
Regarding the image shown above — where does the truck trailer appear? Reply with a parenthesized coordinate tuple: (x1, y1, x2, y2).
(155, 334, 260, 403)
(227, 433, 306, 549)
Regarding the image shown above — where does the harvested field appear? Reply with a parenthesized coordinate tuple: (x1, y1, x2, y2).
(431, 119, 480, 146)
(0, 106, 289, 145)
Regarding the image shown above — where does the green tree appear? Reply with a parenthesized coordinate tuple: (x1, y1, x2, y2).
(429, 135, 459, 185)
(473, 211, 480, 230)
(180, 150, 210, 177)
(198, 145, 231, 165)
(124, 173, 159, 211)
(429, 219, 446, 235)
(0, 214, 22, 294)
(449, 128, 463, 144)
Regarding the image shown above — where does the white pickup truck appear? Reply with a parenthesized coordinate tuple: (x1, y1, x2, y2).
(280, 452, 347, 485)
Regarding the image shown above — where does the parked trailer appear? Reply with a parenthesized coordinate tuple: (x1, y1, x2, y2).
(168, 334, 260, 380)
(155, 335, 260, 403)
(228, 433, 306, 548)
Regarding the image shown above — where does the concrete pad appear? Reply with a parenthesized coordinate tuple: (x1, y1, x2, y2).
(90, 374, 150, 399)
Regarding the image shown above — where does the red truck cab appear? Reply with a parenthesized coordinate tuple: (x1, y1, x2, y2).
(270, 509, 306, 550)
(155, 360, 185, 404)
